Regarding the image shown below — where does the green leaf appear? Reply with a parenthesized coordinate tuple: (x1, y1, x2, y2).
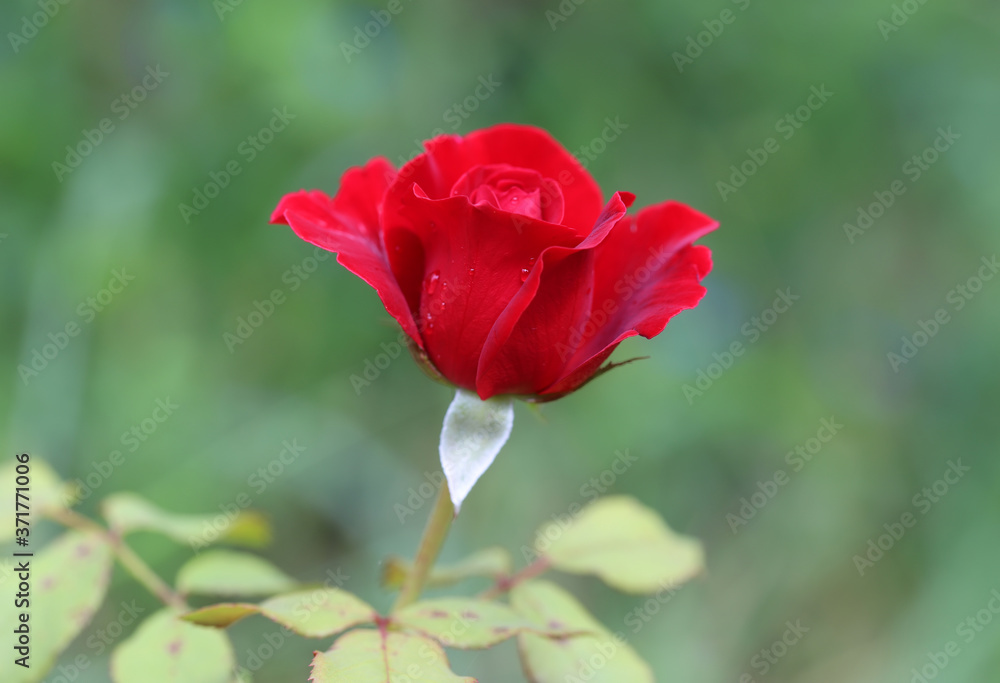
(101, 492, 271, 548)
(512, 580, 654, 683)
(393, 597, 577, 649)
(382, 547, 512, 590)
(539, 495, 704, 593)
(178, 603, 259, 628)
(0, 530, 113, 682)
(310, 629, 477, 682)
(182, 588, 376, 638)
(0, 457, 75, 541)
(111, 609, 235, 683)
(176, 550, 296, 597)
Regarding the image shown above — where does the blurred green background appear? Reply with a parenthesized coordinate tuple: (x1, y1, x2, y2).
(2, 0, 999, 681)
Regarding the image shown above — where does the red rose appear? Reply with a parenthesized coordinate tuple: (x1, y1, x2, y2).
(271, 124, 716, 400)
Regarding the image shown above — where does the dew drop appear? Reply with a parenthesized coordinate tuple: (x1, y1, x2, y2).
(468, 267, 476, 276)
(520, 257, 537, 282)
(423, 270, 441, 295)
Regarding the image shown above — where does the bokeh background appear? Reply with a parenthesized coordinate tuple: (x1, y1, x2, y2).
(3, 0, 999, 681)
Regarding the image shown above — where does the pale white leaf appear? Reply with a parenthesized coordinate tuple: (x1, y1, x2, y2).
(439, 389, 514, 512)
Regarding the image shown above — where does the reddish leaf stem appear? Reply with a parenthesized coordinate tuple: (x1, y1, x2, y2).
(479, 556, 552, 600)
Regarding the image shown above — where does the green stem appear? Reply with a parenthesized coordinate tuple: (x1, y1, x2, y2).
(51, 508, 187, 611)
(111, 536, 188, 610)
(392, 481, 455, 611)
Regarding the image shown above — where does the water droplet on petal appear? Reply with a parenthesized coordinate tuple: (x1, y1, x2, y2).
(423, 271, 441, 295)
(519, 257, 537, 282)
(468, 267, 475, 276)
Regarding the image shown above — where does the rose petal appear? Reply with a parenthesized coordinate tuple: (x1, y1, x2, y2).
(449, 164, 565, 223)
(544, 202, 717, 394)
(544, 244, 713, 396)
(392, 189, 581, 391)
(475, 193, 633, 397)
(384, 124, 603, 237)
(270, 158, 424, 347)
(477, 200, 716, 398)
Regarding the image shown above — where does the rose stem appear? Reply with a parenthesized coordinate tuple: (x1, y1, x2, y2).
(50, 507, 187, 610)
(392, 481, 455, 611)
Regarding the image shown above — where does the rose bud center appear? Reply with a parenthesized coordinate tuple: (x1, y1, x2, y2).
(450, 164, 565, 223)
